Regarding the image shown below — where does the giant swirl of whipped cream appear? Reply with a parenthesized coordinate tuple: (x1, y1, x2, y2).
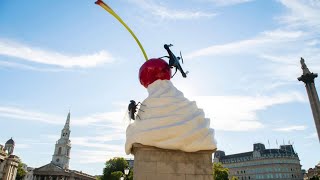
(125, 80, 217, 154)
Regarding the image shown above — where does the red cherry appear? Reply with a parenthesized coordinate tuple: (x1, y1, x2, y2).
(139, 58, 171, 88)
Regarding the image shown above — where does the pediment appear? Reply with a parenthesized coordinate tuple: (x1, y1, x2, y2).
(35, 163, 64, 172)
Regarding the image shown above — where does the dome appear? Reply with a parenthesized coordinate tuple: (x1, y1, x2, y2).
(5, 138, 15, 145)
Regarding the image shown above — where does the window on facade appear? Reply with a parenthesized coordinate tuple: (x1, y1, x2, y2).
(58, 147, 62, 155)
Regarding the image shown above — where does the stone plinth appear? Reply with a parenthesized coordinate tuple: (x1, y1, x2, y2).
(132, 143, 215, 180)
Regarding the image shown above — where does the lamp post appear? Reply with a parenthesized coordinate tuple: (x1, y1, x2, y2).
(120, 168, 130, 180)
(124, 168, 130, 176)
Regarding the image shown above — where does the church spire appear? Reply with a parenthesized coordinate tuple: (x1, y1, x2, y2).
(52, 111, 72, 169)
(64, 110, 70, 129)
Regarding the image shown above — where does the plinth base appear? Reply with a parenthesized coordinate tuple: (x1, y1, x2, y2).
(132, 143, 215, 180)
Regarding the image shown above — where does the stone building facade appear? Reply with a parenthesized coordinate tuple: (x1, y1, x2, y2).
(23, 167, 34, 180)
(0, 138, 20, 180)
(214, 143, 303, 180)
(33, 112, 95, 180)
(305, 162, 320, 179)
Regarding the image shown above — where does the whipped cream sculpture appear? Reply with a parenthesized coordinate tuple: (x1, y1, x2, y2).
(94, 0, 217, 155)
(125, 58, 217, 154)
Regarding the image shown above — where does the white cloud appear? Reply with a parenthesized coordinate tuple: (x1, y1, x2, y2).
(15, 144, 31, 149)
(71, 132, 126, 150)
(273, 125, 307, 132)
(0, 60, 64, 72)
(305, 132, 318, 139)
(131, 0, 215, 20)
(0, 106, 63, 124)
(278, 0, 320, 29)
(185, 0, 320, 84)
(72, 149, 129, 164)
(209, 0, 254, 6)
(0, 105, 128, 129)
(0, 39, 114, 68)
(185, 29, 305, 59)
(194, 92, 305, 131)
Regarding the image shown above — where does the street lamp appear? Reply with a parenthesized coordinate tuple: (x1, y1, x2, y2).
(120, 168, 130, 180)
(124, 168, 130, 176)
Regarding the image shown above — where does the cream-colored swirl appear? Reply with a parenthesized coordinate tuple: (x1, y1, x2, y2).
(125, 80, 217, 154)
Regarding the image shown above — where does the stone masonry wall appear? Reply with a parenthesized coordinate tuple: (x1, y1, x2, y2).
(132, 143, 214, 180)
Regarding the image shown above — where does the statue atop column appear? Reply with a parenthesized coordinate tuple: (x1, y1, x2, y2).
(300, 57, 311, 75)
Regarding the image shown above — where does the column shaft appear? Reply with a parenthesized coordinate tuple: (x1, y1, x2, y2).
(306, 83, 320, 141)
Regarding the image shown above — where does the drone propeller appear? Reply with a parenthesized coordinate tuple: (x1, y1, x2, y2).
(180, 51, 184, 64)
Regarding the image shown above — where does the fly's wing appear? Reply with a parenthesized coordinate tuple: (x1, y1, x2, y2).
(136, 102, 146, 120)
(122, 109, 131, 125)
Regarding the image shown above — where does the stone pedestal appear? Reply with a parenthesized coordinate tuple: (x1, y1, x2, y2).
(132, 143, 215, 180)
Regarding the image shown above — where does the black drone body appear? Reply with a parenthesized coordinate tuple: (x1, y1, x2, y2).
(163, 44, 188, 78)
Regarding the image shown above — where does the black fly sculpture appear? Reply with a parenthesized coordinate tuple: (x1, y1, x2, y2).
(162, 44, 188, 78)
(128, 100, 145, 121)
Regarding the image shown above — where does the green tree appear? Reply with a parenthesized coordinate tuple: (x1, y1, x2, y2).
(127, 169, 133, 180)
(15, 162, 27, 180)
(231, 176, 239, 180)
(110, 171, 123, 180)
(101, 157, 128, 180)
(213, 162, 229, 180)
(95, 175, 102, 180)
(310, 176, 320, 180)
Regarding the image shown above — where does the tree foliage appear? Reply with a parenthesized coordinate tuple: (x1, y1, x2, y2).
(15, 162, 27, 180)
(127, 169, 133, 180)
(110, 171, 123, 180)
(310, 176, 320, 180)
(231, 176, 239, 180)
(101, 157, 128, 180)
(213, 162, 229, 180)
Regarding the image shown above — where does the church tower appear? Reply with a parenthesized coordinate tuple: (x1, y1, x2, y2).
(51, 112, 71, 169)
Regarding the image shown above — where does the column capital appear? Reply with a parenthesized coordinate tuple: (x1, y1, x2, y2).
(298, 73, 318, 84)
(298, 58, 318, 84)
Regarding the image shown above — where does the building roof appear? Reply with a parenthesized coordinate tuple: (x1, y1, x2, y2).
(34, 163, 95, 180)
(5, 138, 15, 145)
(218, 144, 298, 162)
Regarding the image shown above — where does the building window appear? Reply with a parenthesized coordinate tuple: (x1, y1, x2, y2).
(58, 147, 62, 155)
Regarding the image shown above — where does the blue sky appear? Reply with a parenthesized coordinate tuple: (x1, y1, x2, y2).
(0, 0, 319, 175)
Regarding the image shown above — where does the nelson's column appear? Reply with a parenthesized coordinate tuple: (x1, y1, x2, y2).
(298, 57, 320, 141)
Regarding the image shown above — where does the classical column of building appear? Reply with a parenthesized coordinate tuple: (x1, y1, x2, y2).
(2, 155, 19, 180)
(298, 57, 320, 141)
